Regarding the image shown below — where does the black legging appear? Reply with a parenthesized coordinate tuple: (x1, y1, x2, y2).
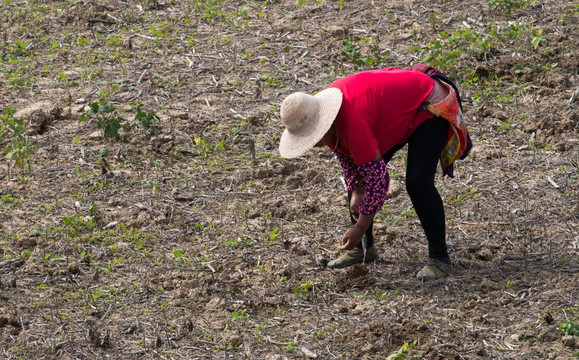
(348, 116, 450, 263)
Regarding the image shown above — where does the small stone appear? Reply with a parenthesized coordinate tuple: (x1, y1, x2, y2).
(475, 345, 487, 356)
(301, 346, 318, 358)
(106, 221, 119, 228)
(562, 335, 576, 348)
(326, 25, 348, 39)
(222, 332, 243, 347)
(480, 277, 499, 292)
(67, 263, 80, 275)
(265, 355, 288, 360)
(475, 248, 494, 261)
(163, 280, 175, 291)
(538, 326, 559, 342)
(315, 254, 329, 267)
(386, 181, 402, 199)
(361, 342, 375, 353)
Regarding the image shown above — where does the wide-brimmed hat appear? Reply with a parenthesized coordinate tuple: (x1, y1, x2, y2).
(278, 88, 343, 158)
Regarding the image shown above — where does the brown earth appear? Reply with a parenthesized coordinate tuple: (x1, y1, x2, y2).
(0, 0, 578, 359)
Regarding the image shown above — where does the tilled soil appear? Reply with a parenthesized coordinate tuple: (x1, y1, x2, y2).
(0, 0, 578, 359)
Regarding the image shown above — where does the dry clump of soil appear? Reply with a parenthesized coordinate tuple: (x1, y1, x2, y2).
(0, 0, 578, 359)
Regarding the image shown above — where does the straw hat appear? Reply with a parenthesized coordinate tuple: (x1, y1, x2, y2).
(278, 88, 343, 158)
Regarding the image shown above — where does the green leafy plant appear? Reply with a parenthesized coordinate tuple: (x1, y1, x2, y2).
(559, 308, 579, 336)
(341, 37, 379, 70)
(269, 227, 278, 242)
(462, 25, 499, 60)
(261, 227, 278, 245)
(128, 102, 160, 130)
(294, 280, 314, 300)
(80, 99, 130, 139)
(412, 23, 515, 75)
(6, 72, 35, 89)
(5, 136, 37, 170)
(0, 107, 38, 170)
(61, 214, 94, 238)
(488, 0, 527, 14)
(531, 28, 548, 50)
(231, 309, 247, 322)
(413, 33, 461, 74)
(387, 341, 420, 359)
(561, 4, 579, 26)
(172, 248, 184, 260)
(0, 189, 20, 216)
(498, 117, 515, 134)
(558, 320, 579, 336)
(191, 135, 225, 160)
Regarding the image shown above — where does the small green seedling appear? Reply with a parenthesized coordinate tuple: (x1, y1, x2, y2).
(128, 101, 160, 130)
(80, 99, 129, 139)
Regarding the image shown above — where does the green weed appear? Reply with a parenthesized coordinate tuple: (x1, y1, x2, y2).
(61, 214, 94, 238)
(488, 0, 528, 14)
(231, 309, 247, 322)
(558, 320, 579, 336)
(387, 340, 420, 359)
(561, 4, 579, 26)
(559, 307, 579, 336)
(0, 107, 38, 170)
(341, 37, 389, 70)
(80, 100, 129, 139)
(498, 117, 515, 134)
(6, 72, 36, 89)
(411, 33, 461, 75)
(127, 102, 160, 130)
(531, 28, 548, 50)
(190, 135, 226, 160)
(342, 37, 373, 69)
(294, 280, 314, 300)
(261, 227, 278, 245)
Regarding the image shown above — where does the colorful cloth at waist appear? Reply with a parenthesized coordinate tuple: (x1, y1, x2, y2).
(424, 81, 471, 177)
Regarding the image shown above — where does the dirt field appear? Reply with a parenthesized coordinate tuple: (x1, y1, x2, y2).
(1, 0, 578, 359)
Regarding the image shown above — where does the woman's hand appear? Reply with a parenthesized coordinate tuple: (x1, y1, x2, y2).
(340, 212, 375, 250)
(349, 187, 365, 221)
(340, 225, 365, 250)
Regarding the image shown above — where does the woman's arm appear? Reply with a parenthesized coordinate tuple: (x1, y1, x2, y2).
(333, 150, 363, 192)
(334, 150, 390, 250)
(357, 159, 390, 215)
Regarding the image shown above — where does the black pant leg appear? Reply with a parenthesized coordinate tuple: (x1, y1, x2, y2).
(405, 116, 450, 263)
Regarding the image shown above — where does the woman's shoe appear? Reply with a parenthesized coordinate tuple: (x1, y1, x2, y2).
(416, 258, 451, 280)
(327, 246, 378, 269)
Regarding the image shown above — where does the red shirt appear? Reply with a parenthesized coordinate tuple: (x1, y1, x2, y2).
(328, 68, 434, 166)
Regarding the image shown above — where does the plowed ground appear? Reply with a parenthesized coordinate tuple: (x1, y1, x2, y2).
(0, 0, 578, 359)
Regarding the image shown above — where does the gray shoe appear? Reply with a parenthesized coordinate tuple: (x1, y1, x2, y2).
(327, 246, 378, 269)
(416, 258, 451, 281)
